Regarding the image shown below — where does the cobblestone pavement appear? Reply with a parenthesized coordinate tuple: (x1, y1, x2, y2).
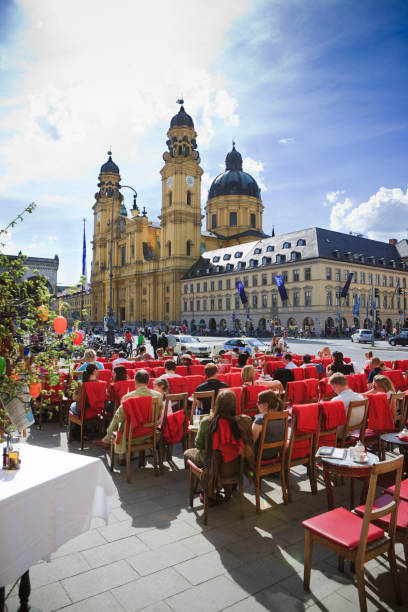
(5, 424, 407, 611)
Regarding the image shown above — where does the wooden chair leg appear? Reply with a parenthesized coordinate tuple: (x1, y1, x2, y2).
(388, 545, 402, 605)
(203, 488, 208, 526)
(80, 424, 84, 451)
(309, 459, 317, 495)
(239, 475, 244, 520)
(255, 476, 261, 514)
(153, 445, 159, 477)
(355, 565, 367, 612)
(189, 469, 195, 508)
(281, 464, 288, 505)
(303, 530, 313, 591)
(110, 441, 115, 472)
(287, 465, 292, 503)
(404, 540, 408, 569)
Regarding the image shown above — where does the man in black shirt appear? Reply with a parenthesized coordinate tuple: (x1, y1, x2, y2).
(195, 363, 228, 414)
(367, 357, 385, 386)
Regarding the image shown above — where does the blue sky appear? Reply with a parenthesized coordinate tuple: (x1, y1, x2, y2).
(0, 0, 407, 283)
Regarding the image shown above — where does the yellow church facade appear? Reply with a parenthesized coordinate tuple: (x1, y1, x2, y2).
(90, 102, 267, 327)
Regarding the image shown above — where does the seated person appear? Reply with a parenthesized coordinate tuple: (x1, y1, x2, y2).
(301, 354, 324, 375)
(112, 351, 131, 368)
(326, 351, 354, 377)
(70, 363, 98, 416)
(282, 353, 296, 369)
(244, 364, 283, 393)
(364, 350, 373, 369)
(183, 390, 253, 504)
(367, 357, 387, 386)
(153, 377, 171, 426)
(273, 347, 283, 357)
(112, 365, 127, 382)
(156, 347, 165, 360)
(320, 346, 331, 359)
(76, 349, 105, 372)
(159, 359, 181, 379)
(252, 390, 286, 460)
(329, 372, 364, 437)
(94, 369, 162, 465)
(195, 363, 228, 414)
(364, 374, 396, 418)
(238, 350, 250, 368)
(180, 353, 193, 366)
(135, 346, 154, 361)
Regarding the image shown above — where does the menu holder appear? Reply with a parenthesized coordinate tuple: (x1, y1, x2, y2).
(316, 447, 347, 460)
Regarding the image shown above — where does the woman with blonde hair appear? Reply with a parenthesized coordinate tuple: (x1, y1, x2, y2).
(364, 374, 397, 418)
(242, 364, 256, 385)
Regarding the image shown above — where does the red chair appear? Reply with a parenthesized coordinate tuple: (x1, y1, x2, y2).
(383, 370, 407, 391)
(359, 393, 395, 458)
(385, 477, 408, 502)
(160, 393, 189, 463)
(353, 373, 368, 393)
(104, 362, 113, 370)
(394, 359, 408, 372)
(242, 384, 269, 417)
(39, 373, 67, 427)
(112, 380, 136, 407)
(122, 362, 135, 369)
(189, 365, 205, 376)
(285, 381, 307, 405)
(216, 373, 229, 385)
(304, 379, 319, 403)
(68, 380, 108, 450)
(318, 378, 335, 400)
(264, 361, 285, 376)
(287, 404, 318, 502)
(302, 456, 403, 612)
(229, 387, 243, 415)
(97, 369, 112, 384)
(167, 377, 187, 395)
(183, 375, 206, 395)
(226, 372, 243, 387)
(293, 368, 306, 381)
(304, 365, 319, 380)
(152, 367, 165, 378)
(175, 366, 188, 376)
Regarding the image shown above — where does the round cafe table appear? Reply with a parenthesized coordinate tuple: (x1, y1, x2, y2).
(380, 432, 408, 476)
(320, 448, 379, 510)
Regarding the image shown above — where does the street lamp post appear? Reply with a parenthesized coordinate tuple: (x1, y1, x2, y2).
(105, 184, 138, 346)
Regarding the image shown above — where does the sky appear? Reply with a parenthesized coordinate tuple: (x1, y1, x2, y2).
(0, 0, 407, 284)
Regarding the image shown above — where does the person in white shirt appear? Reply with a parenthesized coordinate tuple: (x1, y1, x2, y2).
(159, 359, 181, 379)
(112, 351, 131, 369)
(282, 353, 296, 370)
(329, 372, 365, 437)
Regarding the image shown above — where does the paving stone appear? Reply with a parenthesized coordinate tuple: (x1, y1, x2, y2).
(29, 552, 90, 588)
(227, 551, 295, 594)
(137, 520, 200, 549)
(128, 541, 195, 576)
(61, 560, 137, 603)
(165, 575, 248, 611)
(51, 529, 107, 559)
(112, 499, 163, 522)
(112, 567, 190, 611)
(97, 518, 156, 542)
(175, 549, 243, 585)
(82, 536, 149, 568)
(5, 581, 71, 612)
(56, 590, 124, 611)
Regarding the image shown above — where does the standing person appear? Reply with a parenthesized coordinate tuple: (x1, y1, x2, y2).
(124, 329, 132, 355)
(137, 329, 145, 350)
(150, 329, 158, 359)
(158, 331, 168, 352)
(278, 331, 289, 352)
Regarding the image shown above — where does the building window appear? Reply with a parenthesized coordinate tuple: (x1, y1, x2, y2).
(190, 284, 193, 293)
(293, 269, 299, 282)
(262, 294, 268, 308)
(213, 256, 220, 263)
(226, 263, 233, 271)
(165, 302, 169, 313)
(335, 269, 341, 281)
(226, 296, 231, 310)
(218, 279, 222, 290)
(389, 276, 393, 287)
(283, 242, 291, 249)
(353, 271, 358, 283)
(121, 246, 126, 266)
(168, 192, 172, 206)
(237, 261, 246, 269)
(266, 245, 274, 252)
(190, 300, 193, 311)
(390, 295, 394, 309)
(203, 298, 207, 311)
(360, 272, 365, 284)
(235, 296, 240, 310)
(252, 276, 258, 287)
(186, 241, 191, 256)
(304, 268, 311, 281)
(202, 281, 207, 292)
(166, 286, 170, 293)
(291, 251, 300, 261)
(383, 295, 387, 309)
(143, 287, 147, 296)
(271, 293, 278, 308)
(249, 259, 258, 267)
(344, 269, 349, 280)
(131, 244, 134, 258)
(382, 275, 387, 287)
(297, 239, 306, 246)
(244, 277, 248, 288)
(234, 251, 243, 258)
(281, 271, 288, 283)
(250, 213, 256, 228)
(326, 267, 332, 280)
(210, 298, 215, 310)
(196, 300, 200, 312)
(184, 300, 187, 311)
(183, 284, 187, 294)
(304, 290, 312, 307)
(254, 248, 262, 255)
(187, 190, 191, 206)
(326, 291, 332, 306)
(196, 283, 200, 292)
(262, 274, 267, 285)
(252, 294, 258, 308)
(210, 281, 214, 291)
(293, 290, 300, 307)
(230, 211, 237, 227)
(225, 279, 230, 289)
(218, 297, 223, 310)
(168, 242, 171, 257)
(336, 291, 341, 306)
(368, 273, 373, 285)
(276, 254, 285, 263)
(211, 213, 217, 229)
(403, 278, 407, 288)
(262, 256, 271, 265)
(375, 274, 380, 285)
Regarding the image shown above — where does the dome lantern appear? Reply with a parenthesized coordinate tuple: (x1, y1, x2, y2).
(169, 99, 194, 129)
(100, 150, 120, 175)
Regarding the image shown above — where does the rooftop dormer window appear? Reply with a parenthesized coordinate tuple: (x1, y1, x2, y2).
(254, 248, 262, 254)
(234, 251, 243, 258)
(213, 256, 220, 263)
(237, 261, 246, 269)
(262, 256, 271, 265)
(283, 242, 291, 249)
(296, 239, 306, 246)
(226, 263, 234, 271)
(249, 259, 258, 267)
(276, 254, 286, 263)
(291, 251, 301, 261)
(223, 254, 231, 260)
(266, 245, 274, 252)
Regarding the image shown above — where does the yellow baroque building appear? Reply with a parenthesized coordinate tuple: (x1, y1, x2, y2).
(91, 102, 267, 327)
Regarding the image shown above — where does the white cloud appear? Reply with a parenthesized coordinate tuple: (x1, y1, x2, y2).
(278, 137, 294, 144)
(329, 186, 408, 240)
(243, 156, 267, 192)
(323, 189, 345, 207)
(0, 0, 249, 193)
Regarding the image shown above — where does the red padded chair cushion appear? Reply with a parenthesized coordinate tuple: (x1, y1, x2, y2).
(354, 494, 408, 531)
(302, 507, 384, 549)
(385, 478, 408, 502)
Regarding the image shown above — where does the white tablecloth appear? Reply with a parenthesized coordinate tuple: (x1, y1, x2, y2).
(0, 444, 117, 586)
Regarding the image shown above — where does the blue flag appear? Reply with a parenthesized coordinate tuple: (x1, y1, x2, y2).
(353, 297, 360, 316)
(82, 223, 88, 293)
(274, 275, 288, 302)
(236, 280, 248, 305)
(340, 273, 353, 298)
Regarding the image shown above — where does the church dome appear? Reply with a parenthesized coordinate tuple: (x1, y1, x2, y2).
(100, 152, 119, 174)
(170, 103, 194, 129)
(208, 143, 260, 199)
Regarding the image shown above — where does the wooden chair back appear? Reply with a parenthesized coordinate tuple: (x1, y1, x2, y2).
(340, 399, 368, 447)
(190, 390, 215, 420)
(390, 392, 407, 431)
(256, 410, 289, 475)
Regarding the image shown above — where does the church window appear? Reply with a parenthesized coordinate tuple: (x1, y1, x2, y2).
(297, 239, 306, 246)
(168, 192, 172, 207)
(186, 241, 191, 256)
(262, 294, 268, 308)
(266, 245, 274, 252)
(212, 214, 217, 229)
(293, 269, 299, 282)
(244, 277, 248, 288)
(234, 251, 243, 258)
(283, 242, 291, 249)
(252, 276, 258, 286)
(230, 212, 237, 227)
(168, 242, 171, 257)
(121, 246, 126, 266)
(250, 213, 256, 228)
(187, 191, 191, 206)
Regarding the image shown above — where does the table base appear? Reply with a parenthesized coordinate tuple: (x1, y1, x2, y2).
(0, 571, 43, 612)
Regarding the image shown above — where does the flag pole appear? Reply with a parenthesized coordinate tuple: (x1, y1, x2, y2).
(80, 218, 86, 330)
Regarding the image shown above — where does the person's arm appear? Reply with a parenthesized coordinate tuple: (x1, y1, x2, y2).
(252, 420, 263, 444)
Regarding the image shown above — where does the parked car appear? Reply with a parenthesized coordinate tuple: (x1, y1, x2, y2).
(351, 329, 372, 343)
(389, 331, 408, 346)
(213, 337, 270, 355)
(168, 335, 212, 357)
